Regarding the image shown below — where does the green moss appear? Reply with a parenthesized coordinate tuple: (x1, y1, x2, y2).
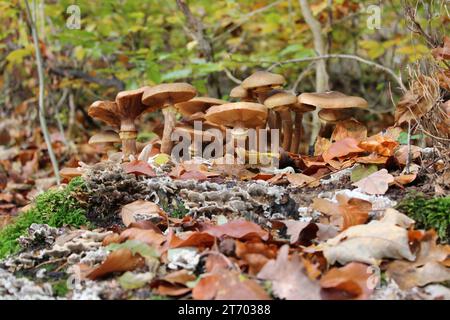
(51, 280, 69, 297)
(0, 177, 90, 259)
(396, 192, 450, 242)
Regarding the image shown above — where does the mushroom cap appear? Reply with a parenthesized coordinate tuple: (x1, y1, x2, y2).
(264, 91, 297, 109)
(175, 96, 226, 116)
(205, 102, 268, 128)
(88, 131, 121, 145)
(292, 103, 316, 113)
(173, 125, 215, 140)
(298, 91, 368, 109)
(142, 83, 197, 111)
(88, 101, 121, 127)
(318, 109, 352, 122)
(241, 71, 285, 90)
(115, 87, 149, 119)
(230, 85, 250, 99)
(60, 167, 83, 180)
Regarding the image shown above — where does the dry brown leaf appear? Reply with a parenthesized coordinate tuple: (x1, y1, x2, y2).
(286, 173, 319, 188)
(323, 209, 416, 265)
(394, 173, 417, 185)
(352, 169, 394, 195)
(119, 228, 166, 248)
(322, 138, 364, 162)
(122, 160, 156, 177)
(394, 75, 440, 124)
(193, 270, 270, 300)
(320, 262, 375, 300)
(358, 135, 399, 157)
(432, 36, 450, 60)
(394, 145, 421, 165)
(386, 231, 450, 290)
(163, 269, 196, 285)
(356, 154, 389, 164)
(331, 119, 367, 142)
(314, 137, 332, 156)
(312, 194, 371, 230)
(155, 283, 192, 296)
(235, 240, 278, 275)
(201, 220, 269, 241)
(257, 245, 321, 300)
(120, 200, 165, 227)
(87, 249, 145, 280)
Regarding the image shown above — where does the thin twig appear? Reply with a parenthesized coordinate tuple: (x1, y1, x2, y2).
(223, 67, 242, 84)
(24, 0, 60, 185)
(267, 53, 407, 92)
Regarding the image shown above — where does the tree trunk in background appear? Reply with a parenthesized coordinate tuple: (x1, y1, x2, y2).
(298, 0, 330, 148)
(176, 0, 221, 98)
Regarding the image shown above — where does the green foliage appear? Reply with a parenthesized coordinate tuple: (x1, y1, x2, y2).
(396, 192, 450, 242)
(51, 280, 69, 297)
(136, 131, 157, 143)
(0, 177, 89, 259)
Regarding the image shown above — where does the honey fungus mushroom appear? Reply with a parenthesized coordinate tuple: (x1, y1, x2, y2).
(205, 102, 268, 156)
(298, 91, 368, 138)
(230, 85, 254, 102)
(175, 96, 226, 119)
(142, 83, 197, 155)
(88, 87, 149, 158)
(242, 71, 285, 130)
(290, 103, 315, 154)
(263, 91, 297, 152)
(88, 130, 121, 154)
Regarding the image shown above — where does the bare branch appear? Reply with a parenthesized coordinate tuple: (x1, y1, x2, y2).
(267, 53, 407, 92)
(24, 0, 60, 185)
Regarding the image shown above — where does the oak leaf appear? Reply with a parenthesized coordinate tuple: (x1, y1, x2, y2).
(352, 169, 394, 195)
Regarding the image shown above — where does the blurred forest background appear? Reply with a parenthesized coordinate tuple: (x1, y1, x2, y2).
(0, 0, 448, 169)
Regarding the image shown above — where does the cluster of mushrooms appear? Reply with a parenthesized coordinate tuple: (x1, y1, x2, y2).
(87, 71, 368, 162)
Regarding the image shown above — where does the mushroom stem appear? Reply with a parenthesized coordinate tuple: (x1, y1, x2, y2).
(279, 108, 292, 151)
(318, 121, 334, 138)
(290, 112, 303, 154)
(119, 119, 137, 158)
(268, 111, 277, 129)
(161, 105, 177, 154)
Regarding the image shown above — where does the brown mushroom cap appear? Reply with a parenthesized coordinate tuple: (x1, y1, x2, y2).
(173, 125, 215, 140)
(175, 97, 226, 116)
(88, 101, 121, 127)
(88, 131, 121, 145)
(298, 91, 368, 109)
(142, 83, 197, 111)
(60, 167, 83, 180)
(318, 109, 352, 122)
(115, 87, 149, 119)
(205, 102, 268, 128)
(292, 103, 316, 113)
(241, 71, 285, 90)
(230, 85, 250, 99)
(264, 91, 297, 109)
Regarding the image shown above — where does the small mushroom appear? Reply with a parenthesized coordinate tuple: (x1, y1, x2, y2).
(173, 125, 216, 156)
(88, 87, 149, 158)
(175, 97, 226, 118)
(142, 83, 197, 154)
(263, 91, 297, 151)
(290, 103, 315, 154)
(241, 71, 285, 131)
(298, 91, 368, 139)
(230, 85, 254, 102)
(205, 102, 268, 157)
(88, 130, 121, 155)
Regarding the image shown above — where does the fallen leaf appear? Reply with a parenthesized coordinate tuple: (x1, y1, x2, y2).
(350, 164, 379, 183)
(87, 248, 145, 280)
(394, 173, 417, 185)
(358, 135, 399, 157)
(122, 160, 156, 177)
(386, 231, 450, 290)
(323, 208, 416, 265)
(163, 269, 196, 285)
(193, 270, 271, 300)
(320, 262, 375, 300)
(235, 240, 278, 275)
(201, 220, 269, 241)
(119, 228, 166, 249)
(355, 154, 388, 164)
(170, 231, 216, 248)
(352, 169, 394, 195)
(394, 145, 421, 165)
(156, 283, 192, 296)
(331, 119, 367, 142)
(118, 271, 154, 290)
(286, 173, 319, 188)
(120, 200, 165, 227)
(314, 137, 332, 156)
(432, 36, 450, 60)
(322, 138, 364, 162)
(257, 245, 321, 300)
(312, 194, 371, 230)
